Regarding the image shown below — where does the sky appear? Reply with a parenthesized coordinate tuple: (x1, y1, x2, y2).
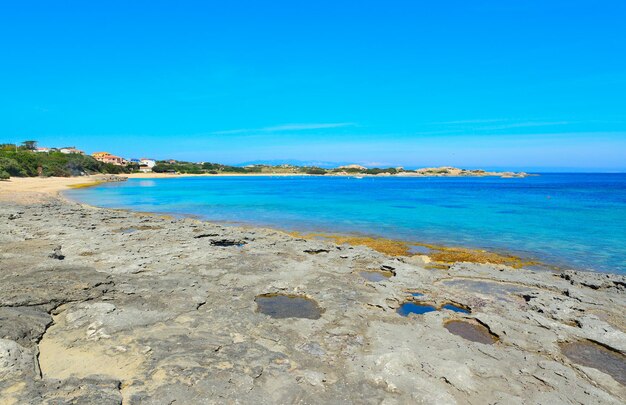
(1, 1, 625, 171)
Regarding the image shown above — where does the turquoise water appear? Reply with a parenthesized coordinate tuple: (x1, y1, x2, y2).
(65, 174, 626, 274)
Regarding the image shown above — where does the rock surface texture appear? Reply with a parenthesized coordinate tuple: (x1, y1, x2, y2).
(0, 198, 624, 404)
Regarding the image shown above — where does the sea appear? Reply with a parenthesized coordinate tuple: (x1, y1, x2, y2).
(65, 174, 626, 274)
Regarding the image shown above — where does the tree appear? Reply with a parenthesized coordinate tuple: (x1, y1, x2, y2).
(0, 157, 27, 176)
(21, 140, 38, 150)
(306, 167, 327, 175)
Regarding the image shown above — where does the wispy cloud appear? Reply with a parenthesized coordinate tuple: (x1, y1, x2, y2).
(430, 119, 505, 125)
(427, 119, 572, 128)
(211, 122, 356, 135)
(481, 121, 571, 130)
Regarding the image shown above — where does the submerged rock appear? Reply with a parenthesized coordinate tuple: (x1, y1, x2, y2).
(444, 320, 498, 345)
(255, 294, 322, 319)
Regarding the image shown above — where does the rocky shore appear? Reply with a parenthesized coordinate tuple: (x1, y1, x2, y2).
(1, 195, 625, 404)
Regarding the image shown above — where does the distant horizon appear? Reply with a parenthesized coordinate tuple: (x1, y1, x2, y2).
(2, 2, 625, 171)
(3, 141, 626, 173)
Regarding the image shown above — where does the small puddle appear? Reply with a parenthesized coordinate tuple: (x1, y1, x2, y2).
(441, 303, 471, 314)
(396, 302, 437, 316)
(116, 227, 137, 234)
(359, 270, 393, 282)
(255, 294, 322, 319)
(445, 320, 497, 345)
(408, 291, 424, 297)
(560, 341, 626, 385)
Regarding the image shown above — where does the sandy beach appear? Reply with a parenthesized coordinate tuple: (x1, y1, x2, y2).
(0, 176, 625, 404)
(0, 174, 306, 204)
(0, 168, 529, 203)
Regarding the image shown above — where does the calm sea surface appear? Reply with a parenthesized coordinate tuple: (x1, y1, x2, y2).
(65, 174, 626, 274)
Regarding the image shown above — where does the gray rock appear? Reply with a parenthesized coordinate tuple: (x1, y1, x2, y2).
(0, 199, 624, 404)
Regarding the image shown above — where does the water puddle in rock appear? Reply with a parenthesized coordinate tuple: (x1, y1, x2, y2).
(359, 270, 393, 282)
(441, 303, 471, 314)
(560, 341, 626, 385)
(445, 320, 497, 344)
(116, 227, 137, 234)
(396, 302, 437, 316)
(255, 294, 322, 319)
(408, 291, 424, 297)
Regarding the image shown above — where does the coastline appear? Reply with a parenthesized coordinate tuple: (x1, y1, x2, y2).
(1, 176, 625, 403)
(0, 174, 605, 273)
(2, 175, 546, 271)
(0, 169, 532, 200)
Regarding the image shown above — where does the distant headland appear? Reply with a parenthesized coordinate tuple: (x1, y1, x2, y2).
(0, 141, 529, 179)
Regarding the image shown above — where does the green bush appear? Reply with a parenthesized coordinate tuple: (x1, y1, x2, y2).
(0, 170, 10, 180)
(306, 167, 327, 175)
(0, 157, 27, 176)
(0, 147, 134, 177)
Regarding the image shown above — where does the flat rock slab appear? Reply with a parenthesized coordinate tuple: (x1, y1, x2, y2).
(0, 199, 625, 404)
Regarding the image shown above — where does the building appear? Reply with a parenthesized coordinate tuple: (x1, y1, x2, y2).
(35, 147, 50, 153)
(137, 158, 156, 173)
(140, 158, 156, 168)
(92, 152, 125, 166)
(59, 147, 84, 155)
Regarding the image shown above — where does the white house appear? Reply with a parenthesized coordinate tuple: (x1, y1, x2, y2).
(140, 158, 156, 168)
(59, 147, 85, 155)
(137, 158, 156, 173)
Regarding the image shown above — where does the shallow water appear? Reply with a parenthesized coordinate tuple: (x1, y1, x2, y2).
(445, 320, 497, 344)
(255, 294, 322, 319)
(66, 174, 626, 273)
(397, 302, 437, 316)
(359, 270, 392, 282)
(561, 341, 626, 385)
(441, 303, 471, 314)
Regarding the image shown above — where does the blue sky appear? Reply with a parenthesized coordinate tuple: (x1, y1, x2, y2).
(1, 1, 625, 171)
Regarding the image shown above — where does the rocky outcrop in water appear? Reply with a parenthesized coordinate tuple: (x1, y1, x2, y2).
(0, 199, 624, 404)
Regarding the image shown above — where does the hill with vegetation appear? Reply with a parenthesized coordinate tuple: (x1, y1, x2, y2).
(1, 141, 529, 179)
(0, 142, 134, 179)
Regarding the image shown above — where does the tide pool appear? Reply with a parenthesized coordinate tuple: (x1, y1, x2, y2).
(65, 174, 626, 274)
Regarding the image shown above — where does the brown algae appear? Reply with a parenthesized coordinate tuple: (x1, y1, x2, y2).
(288, 231, 537, 268)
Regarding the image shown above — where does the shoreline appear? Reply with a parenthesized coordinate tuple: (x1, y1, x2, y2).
(5, 175, 552, 272)
(1, 182, 625, 403)
(0, 174, 604, 275)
